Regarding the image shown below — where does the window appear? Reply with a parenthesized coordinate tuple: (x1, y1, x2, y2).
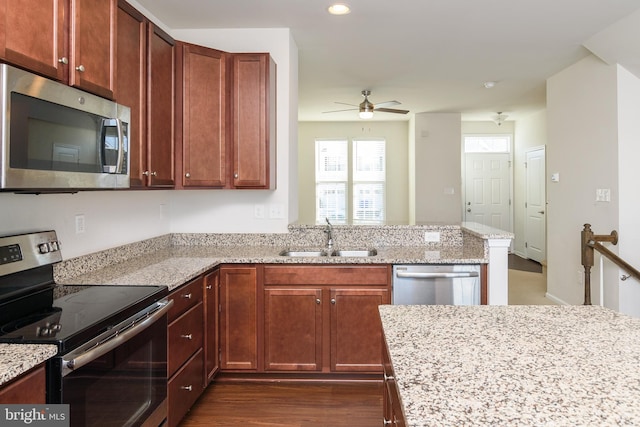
(463, 135, 511, 153)
(315, 139, 385, 224)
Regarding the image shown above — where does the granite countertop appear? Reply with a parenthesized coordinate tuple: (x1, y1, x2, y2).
(379, 305, 640, 426)
(57, 244, 488, 291)
(0, 344, 58, 386)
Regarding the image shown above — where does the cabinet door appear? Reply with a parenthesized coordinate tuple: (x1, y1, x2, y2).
(231, 53, 275, 189)
(264, 288, 323, 371)
(0, 0, 67, 81)
(146, 23, 175, 187)
(330, 288, 389, 372)
(204, 270, 220, 383)
(69, 0, 116, 99)
(177, 43, 228, 188)
(220, 266, 258, 370)
(115, 0, 146, 188)
(0, 364, 45, 403)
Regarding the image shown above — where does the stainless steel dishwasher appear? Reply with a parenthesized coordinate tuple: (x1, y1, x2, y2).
(392, 265, 481, 305)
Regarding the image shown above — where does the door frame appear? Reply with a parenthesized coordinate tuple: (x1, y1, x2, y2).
(461, 135, 514, 237)
(523, 145, 547, 263)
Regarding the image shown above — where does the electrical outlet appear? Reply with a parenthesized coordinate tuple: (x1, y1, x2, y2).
(254, 204, 265, 219)
(269, 204, 285, 219)
(424, 231, 440, 243)
(75, 214, 85, 234)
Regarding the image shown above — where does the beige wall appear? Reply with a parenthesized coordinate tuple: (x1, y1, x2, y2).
(297, 121, 410, 224)
(547, 54, 620, 307)
(413, 113, 462, 223)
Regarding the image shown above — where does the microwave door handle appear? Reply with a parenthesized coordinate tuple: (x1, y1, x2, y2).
(115, 118, 125, 174)
(395, 271, 479, 279)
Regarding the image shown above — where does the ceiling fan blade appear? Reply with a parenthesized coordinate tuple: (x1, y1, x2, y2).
(374, 100, 401, 108)
(334, 102, 358, 107)
(323, 108, 358, 114)
(375, 107, 409, 114)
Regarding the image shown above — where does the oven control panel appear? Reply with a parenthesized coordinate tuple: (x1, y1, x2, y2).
(0, 230, 62, 276)
(0, 244, 22, 265)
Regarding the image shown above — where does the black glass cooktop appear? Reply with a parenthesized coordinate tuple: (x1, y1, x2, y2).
(0, 285, 167, 354)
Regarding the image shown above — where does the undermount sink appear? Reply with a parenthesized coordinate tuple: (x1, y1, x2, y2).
(278, 248, 378, 257)
(279, 249, 328, 257)
(331, 249, 378, 257)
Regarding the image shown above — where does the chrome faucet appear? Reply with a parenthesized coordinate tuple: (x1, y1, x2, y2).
(324, 218, 334, 249)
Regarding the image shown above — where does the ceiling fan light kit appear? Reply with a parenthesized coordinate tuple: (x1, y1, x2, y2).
(324, 89, 409, 119)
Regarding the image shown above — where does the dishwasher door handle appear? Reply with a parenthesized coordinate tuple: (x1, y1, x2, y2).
(395, 271, 479, 279)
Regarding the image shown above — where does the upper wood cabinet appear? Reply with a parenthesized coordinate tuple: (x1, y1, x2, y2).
(0, 0, 67, 81)
(115, 0, 146, 187)
(231, 53, 276, 189)
(146, 23, 175, 188)
(175, 42, 228, 188)
(0, 0, 116, 99)
(69, 0, 116, 99)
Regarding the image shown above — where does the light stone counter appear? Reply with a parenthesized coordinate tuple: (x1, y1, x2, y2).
(0, 344, 58, 386)
(379, 305, 640, 426)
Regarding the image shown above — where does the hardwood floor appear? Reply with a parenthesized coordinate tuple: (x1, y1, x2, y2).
(179, 381, 383, 426)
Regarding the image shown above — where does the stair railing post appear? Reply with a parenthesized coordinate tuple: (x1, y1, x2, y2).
(581, 224, 594, 305)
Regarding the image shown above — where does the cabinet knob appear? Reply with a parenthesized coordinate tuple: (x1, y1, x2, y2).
(316, 298, 321, 305)
(383, 419, 392, 426)
(58, 57, 68, 64)
(383, 373, 395, 381)
(180, 385, 193, 392)
(180, 334, 193, 340)
(206, 284, 212, 290)
(76, 64, 85, 72)
(234, 173, 239, 179)
(182, 293, 192, 299)
(331, 298, 336, 304)
(143, 171, 158, 177)
(185, 172, 191, 178)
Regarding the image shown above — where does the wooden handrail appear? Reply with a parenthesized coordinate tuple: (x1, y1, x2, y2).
(581, 223, 640, 305)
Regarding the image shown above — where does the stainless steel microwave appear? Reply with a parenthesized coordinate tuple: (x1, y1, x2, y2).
(0, 64, 130, 191)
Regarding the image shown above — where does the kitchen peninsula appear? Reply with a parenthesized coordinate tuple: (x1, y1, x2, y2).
(380, 305, 640, 426)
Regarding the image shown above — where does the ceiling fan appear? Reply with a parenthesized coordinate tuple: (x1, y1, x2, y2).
(324, 90, 409, 119)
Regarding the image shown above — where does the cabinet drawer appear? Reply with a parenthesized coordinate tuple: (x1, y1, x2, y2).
(264, 265, 390, 286)
(168, 348, 203, 427)
(168, 276, 204, 322)
(0, 364, 45, 404)
(168, 302, 203, 377)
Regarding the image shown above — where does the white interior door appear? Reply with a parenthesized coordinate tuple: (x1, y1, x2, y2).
(464, 153, 511, 231)
(524, 147, 546, 263)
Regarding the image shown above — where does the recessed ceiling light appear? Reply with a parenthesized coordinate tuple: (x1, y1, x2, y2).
(483, 81, 496, 89)
(328, 4, 351, 15)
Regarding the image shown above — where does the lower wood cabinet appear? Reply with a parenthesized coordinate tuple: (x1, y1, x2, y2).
(204, 270, 220, 383)
(0, 364, 46, 403)
(167, 275, 204, 427)
(219, 265, 259, 371)
(168, 348, 204, 427)
(262, 265, 391, 374)
(383, 341, 406, 426)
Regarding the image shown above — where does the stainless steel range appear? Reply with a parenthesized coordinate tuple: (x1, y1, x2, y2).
(0, 231, 172, 427)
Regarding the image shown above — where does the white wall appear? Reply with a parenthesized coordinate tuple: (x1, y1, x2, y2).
(413, 113, 462, 223)
(297, 121, 410, 224)
(616, 65, 640, 316)
(0, 190, 171, 259)
(546, 55, 620, 307)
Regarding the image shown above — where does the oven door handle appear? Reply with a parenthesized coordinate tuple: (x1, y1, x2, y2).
(395, 271, 479, 279)
(62, 299, 173, 376)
